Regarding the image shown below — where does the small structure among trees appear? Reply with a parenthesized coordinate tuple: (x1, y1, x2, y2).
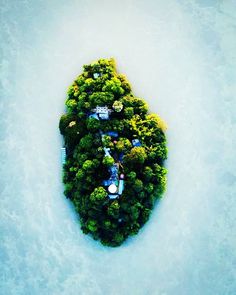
(132, 139, 142, 147)
(92, 106, 112, 120)
(61, 147, 66, 164)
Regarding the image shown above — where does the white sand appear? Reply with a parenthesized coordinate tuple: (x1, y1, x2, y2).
(1, 1, 236, 294)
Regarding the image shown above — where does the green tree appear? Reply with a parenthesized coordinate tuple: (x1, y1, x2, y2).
(102, 135, 111, 147)
(103, 220, 112, 230)
(82, 160, 94, 171)
(115, 138, 132, 153)
(103, 156, 114, 167)
(86, 219, 98, 232)
(143, 166, 154, 181)
(107, 200, 120, 219)
(77, 92, 88, 112)
(122, 96, 148, 116)
(152, 164, 167, 196)
(124, 107, 134, 119)
(130, 203, 142, 221)
(66, 99, 77, 113)
(64, 182, 73, 198)
(59, 114, 77, 135)
(86, 118, 101, 132)
(127, 171, 136, 181)
(145, 183, 154, 194)
(117, 74, 131, 94)
(134, 179, 143, 193)
(76, 169, 85, 180)
(79, 134, 94, 150)
(139, 208, 151, 224)
(113, 232, 125, 245)
(89, 92, 114, 107)
(102, 77, 124, 96)
(112, 100, 123, 112)
(125, 147, 147, 165)
(129, 222, 140, 235)
(90, 186, 108, 206)
(146, 113, 167, 131)
(148, 143, 168, 163)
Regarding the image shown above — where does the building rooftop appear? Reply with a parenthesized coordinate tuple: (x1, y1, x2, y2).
(108, 194, 118, 199)
(106, 131, 119, 137)
(89, 113, 99, 120)
(132, 139, 142, 147)
(95, 106, 109, 120)
(61, 147, 66, 164)
(103, 179, 112, 187)
(95, 106, 109, 113)
(118, 180, 124, 195)
(108, 183, 117, 194)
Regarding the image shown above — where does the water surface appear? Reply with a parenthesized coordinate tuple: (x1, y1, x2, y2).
(1, 1, 236, 294)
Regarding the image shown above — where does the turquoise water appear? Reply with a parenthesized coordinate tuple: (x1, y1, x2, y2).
(1, 1, 236, 294)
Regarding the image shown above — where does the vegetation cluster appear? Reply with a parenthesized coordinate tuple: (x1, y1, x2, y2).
(59, 58, 167, 246)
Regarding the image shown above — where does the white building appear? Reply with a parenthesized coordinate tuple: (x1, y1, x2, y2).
(95, 106, 110, 120)
(108, 183, 117, 194)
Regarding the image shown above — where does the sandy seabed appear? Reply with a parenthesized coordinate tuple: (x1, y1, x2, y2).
(1, 1, 236, 294)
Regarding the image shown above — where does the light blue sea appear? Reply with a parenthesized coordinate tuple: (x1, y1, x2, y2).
(1, 1, 236, 294)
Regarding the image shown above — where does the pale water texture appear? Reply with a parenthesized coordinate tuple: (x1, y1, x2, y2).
(1, 1, 236, 294)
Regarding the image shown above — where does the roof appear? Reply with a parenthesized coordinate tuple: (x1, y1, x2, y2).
(132, 139, 142, 147)
(99, 113, 109, 120)
(89, 113, 99, 120)
(118, 180, 124, 195)
(106, 131, 119, 137)
(108, 184, 117, 194)
(95, 106, 109, 120)
(90, 106, 112, 120)
(108, 194, 118, 199)
(61, 147, 66, 164)
(103, 179, 112, 186)
(96, 106, 109, 113)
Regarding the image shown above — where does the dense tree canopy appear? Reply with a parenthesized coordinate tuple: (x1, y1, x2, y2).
(59, 58, 168, 247)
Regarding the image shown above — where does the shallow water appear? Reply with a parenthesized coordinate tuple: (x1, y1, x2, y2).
(1, 1, 236, 294)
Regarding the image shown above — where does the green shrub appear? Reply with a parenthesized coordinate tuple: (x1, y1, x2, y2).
(102, 156, 114, 167)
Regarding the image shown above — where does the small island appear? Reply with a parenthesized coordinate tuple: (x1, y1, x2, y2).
(59, 58, 168, 247)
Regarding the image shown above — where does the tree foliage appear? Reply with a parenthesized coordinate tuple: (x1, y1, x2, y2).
(59, 58, 168, 247)
(112, 100, 123, 112)
(103, 156, 114, 167)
